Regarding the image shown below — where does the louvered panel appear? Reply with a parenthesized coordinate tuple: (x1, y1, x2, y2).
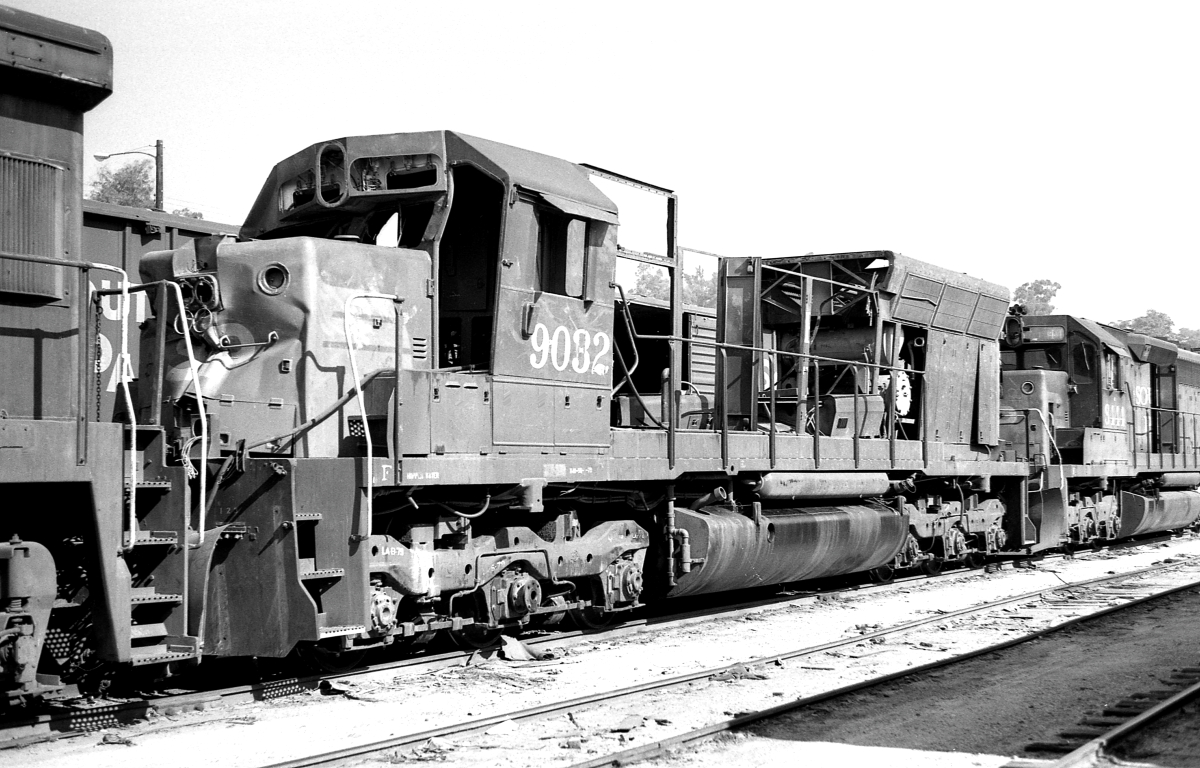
(932, 285, 975, 333)
(0, 154, 63, 299)
(892, 273, 942, 326)
(968, 294, 1010, 339)
(686, 313, 717, 396)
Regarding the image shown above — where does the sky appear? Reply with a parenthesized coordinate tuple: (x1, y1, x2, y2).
(12, 1, 1200, 329)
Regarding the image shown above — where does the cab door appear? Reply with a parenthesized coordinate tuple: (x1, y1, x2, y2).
(1068, 335, 1102, 428)
(491, 190, 617, 449)
(1121, 356, 1152, 453)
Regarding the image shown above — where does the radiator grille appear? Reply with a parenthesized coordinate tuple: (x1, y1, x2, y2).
(0, 154, 64, 299)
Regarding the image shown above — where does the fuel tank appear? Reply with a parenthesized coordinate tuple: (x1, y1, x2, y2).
(1120, 490, 1200, 536)
(667, 504, 908, 598)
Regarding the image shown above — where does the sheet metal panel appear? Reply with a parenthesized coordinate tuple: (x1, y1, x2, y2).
(668, 504, 908, 597)
(1120, 490, 1200, 536)
(976, 342, 1000, 446)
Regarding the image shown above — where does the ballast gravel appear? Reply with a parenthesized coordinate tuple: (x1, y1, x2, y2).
(15, 534, 1200, 768)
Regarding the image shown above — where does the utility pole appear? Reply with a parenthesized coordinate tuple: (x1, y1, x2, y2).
(94, 140, 164, 211)
(154, 139, 163, 211)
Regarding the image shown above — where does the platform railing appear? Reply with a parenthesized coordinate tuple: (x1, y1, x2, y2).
(613, 274, 926, 472)
(1128, 403, 1200, 470)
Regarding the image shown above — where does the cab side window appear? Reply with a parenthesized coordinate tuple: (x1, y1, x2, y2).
(536, 207, 586, 298)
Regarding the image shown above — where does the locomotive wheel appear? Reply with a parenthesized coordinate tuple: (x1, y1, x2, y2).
(963, 551, 986, 570)
(919, 557, 944, 577)
(296, 644, 368, 674)
(868, 565, 895, 584)
(1090, 537, 1105, 552)
(569, 606, 614, 630)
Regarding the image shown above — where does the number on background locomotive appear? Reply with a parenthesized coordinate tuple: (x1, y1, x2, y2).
(2, 4, 1198, 705)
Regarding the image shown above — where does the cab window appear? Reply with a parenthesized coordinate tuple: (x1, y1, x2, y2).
(1070, 340, 1097, 384)
(1023, 346, 1065, 370)
(536, 207, 586, 298)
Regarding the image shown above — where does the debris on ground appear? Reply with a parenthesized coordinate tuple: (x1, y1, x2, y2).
(712, 665, 770, 682)
(387, 736, 455, 763)
(98, 733, 135, 747)
(317, 678, 381, 701)
(609, 714, 644, 733)
(499, 635, 555, 661)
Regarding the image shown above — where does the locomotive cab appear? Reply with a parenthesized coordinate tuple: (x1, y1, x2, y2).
(1001, 315, 1150, 464)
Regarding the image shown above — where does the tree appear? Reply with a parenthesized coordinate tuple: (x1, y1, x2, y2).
(1175, 327, 1200, 351)
(172, 208, 204, 219)
(631, 262, 669, 301)
(682, 264, 716, 308)
(88, 159, 154, 207)
(1013, 279, 1061, 315)
(1110, 310, 1176, 341)
(630, 262, 717, 307)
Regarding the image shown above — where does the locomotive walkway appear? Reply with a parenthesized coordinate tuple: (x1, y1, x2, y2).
(10, 533, 1200, 768)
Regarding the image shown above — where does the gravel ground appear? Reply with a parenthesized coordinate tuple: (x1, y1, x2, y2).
(13, 534, 1200, 768)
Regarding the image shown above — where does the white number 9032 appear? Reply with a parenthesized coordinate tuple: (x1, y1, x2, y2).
(529, 323, 611, 376)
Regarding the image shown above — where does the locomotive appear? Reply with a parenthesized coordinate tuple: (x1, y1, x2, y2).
(3, 5, 1199, 706)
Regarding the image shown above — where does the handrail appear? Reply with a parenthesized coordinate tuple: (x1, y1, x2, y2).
(244, 369, 391, 452)
(95, 280, 207, 548)
(343, 292, 404, 542)
(4, 251, 141, 552)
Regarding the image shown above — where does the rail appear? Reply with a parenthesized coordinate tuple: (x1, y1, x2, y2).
(342, 293, 404, 542)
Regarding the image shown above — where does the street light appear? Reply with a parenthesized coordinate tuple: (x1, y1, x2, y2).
(94, 139, 163, 211)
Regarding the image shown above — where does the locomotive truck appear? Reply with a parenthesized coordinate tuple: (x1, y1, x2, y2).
(3, 4, 1199, 704)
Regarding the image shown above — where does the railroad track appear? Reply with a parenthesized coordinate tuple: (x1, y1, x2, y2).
(4, 530, 1190, 758)
(1033, 671, 1200, 767)
(244, 553, 1200, 768)
(0, 560, 976, 748)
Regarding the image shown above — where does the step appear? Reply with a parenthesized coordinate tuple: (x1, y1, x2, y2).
(129, 643, 199, 667)
(294, 511, 323, 521)
(130, 623, 169, 641)
(318, 625, 366, 639)
(133, 530, 179, 546)
(135, 479, 173, 491)
(130, 588, 183, 606)
(300, 567, 345, 581)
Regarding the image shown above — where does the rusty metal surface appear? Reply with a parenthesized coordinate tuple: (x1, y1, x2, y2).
(1120, 490, 1200, 537)
(138, 237, 431, 459)
(0, 5, 112, 109)
(667, 504, 908, 597)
